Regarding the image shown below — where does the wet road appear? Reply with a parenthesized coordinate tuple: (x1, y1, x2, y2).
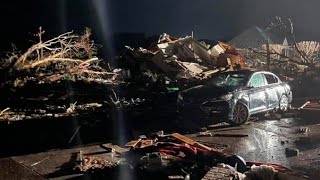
(0, 110, 320, 179)
(189, 113, 320, 179)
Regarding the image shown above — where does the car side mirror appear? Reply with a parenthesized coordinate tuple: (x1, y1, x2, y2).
(247, 85, 254, 89)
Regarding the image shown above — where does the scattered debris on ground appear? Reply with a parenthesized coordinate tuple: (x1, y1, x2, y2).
(198, 131, 249, 138)
(0, 28, 124, 123)
(198, 131, 213, 137)
(72, 132, 307, 179)
(0, 31, 250, 124)
(75, 155, 116, 172)
(0, 28, 319, 179)
(285, 148, 300, 157)
(298, 126, 310, 134)
(299, 101, 320, 111)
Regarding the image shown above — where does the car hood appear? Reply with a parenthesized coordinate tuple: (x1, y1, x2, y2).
(180, 85, 234, 101)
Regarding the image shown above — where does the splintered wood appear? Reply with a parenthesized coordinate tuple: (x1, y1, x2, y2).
(171, 133, 214, 152)
(300, 102, 320, 111)
(75, 156, 114, 172)
(4, 28, 119, 87)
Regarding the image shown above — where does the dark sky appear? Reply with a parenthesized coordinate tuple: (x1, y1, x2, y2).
(0, 0, 319, 52)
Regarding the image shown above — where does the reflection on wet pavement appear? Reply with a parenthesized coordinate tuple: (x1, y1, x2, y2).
(236, 128, 289, 167)
(193, 116, 320, 178)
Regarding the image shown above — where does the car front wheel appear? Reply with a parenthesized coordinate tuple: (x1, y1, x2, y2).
(229, 103, 249, 126)
(279, 95, 289, 112)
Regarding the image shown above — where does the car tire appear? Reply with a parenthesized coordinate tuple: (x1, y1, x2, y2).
(229, 103, 249, 126)
(279, 95, 289, 112)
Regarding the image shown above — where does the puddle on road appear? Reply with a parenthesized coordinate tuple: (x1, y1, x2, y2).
(235, 127, 290, 167)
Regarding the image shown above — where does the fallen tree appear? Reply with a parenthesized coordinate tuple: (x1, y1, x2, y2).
(0, 28, 124, 122)
(1, 27, 120, 88)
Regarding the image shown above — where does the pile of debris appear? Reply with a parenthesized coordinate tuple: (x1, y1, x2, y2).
(75, 151, 116, 172)
(74, 132, 306, 180)
(0, 31, 251, 122)
(121, 33, 248, 84)
(0, 28, 125, 122)
(1, 28, 121, 87)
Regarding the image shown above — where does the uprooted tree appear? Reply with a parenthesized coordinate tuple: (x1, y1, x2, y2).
(0, 28, 126, 121)
(0, 27, 119, 88)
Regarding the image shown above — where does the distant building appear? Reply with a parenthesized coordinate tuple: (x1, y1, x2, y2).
(228, 26, 294, 49)
(282, 37, 291, 57)
(227, 26, 320, 62)
(261, 38, 295, 60)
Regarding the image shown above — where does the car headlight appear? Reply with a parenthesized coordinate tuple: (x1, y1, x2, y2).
(219, 94, 232, 100)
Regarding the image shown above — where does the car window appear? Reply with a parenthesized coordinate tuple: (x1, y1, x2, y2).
(264, 74, 279, 84)
(209, 72, 249, 89)
(248, 73, 266, 88)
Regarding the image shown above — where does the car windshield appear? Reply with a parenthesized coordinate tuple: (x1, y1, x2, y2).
(209, 72, 250, 89)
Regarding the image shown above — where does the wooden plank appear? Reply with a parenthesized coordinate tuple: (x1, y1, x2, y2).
(125, 140, 139, 148)
(125, 140, 154, 149)
(171, 133, 212, 151)
(171, 133, 197, 145)
(304, 104, 320, 108)
(302, 107, 320, 111)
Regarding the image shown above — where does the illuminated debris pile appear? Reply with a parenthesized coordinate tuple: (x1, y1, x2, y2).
(0, 32, 250, 122)
(74, 132, 305, 180)
(0, 29, 123, 121)
(75, 155, 116, 172)
(0, 102, 106, 121)
(115, 35, 250, 125)
(121, 33, 248, 83)
(1, 28, 121, 87)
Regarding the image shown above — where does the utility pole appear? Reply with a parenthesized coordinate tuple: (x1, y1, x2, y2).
(266, 38, 271, 71)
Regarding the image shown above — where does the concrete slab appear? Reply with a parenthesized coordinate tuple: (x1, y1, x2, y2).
(10, 145, 112, 179)
(0, 158, 44, 180)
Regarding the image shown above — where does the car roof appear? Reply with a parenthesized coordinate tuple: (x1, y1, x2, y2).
(225, 70, 275, 75)
(222, 69, 254, 76)
(215, 70, 279, 79)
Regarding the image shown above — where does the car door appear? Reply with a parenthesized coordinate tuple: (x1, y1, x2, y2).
(264, 73, 280, 109)
(248, 73, 268, 113)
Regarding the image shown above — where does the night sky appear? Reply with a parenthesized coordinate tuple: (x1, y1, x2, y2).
(0, 0, 319, 53)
